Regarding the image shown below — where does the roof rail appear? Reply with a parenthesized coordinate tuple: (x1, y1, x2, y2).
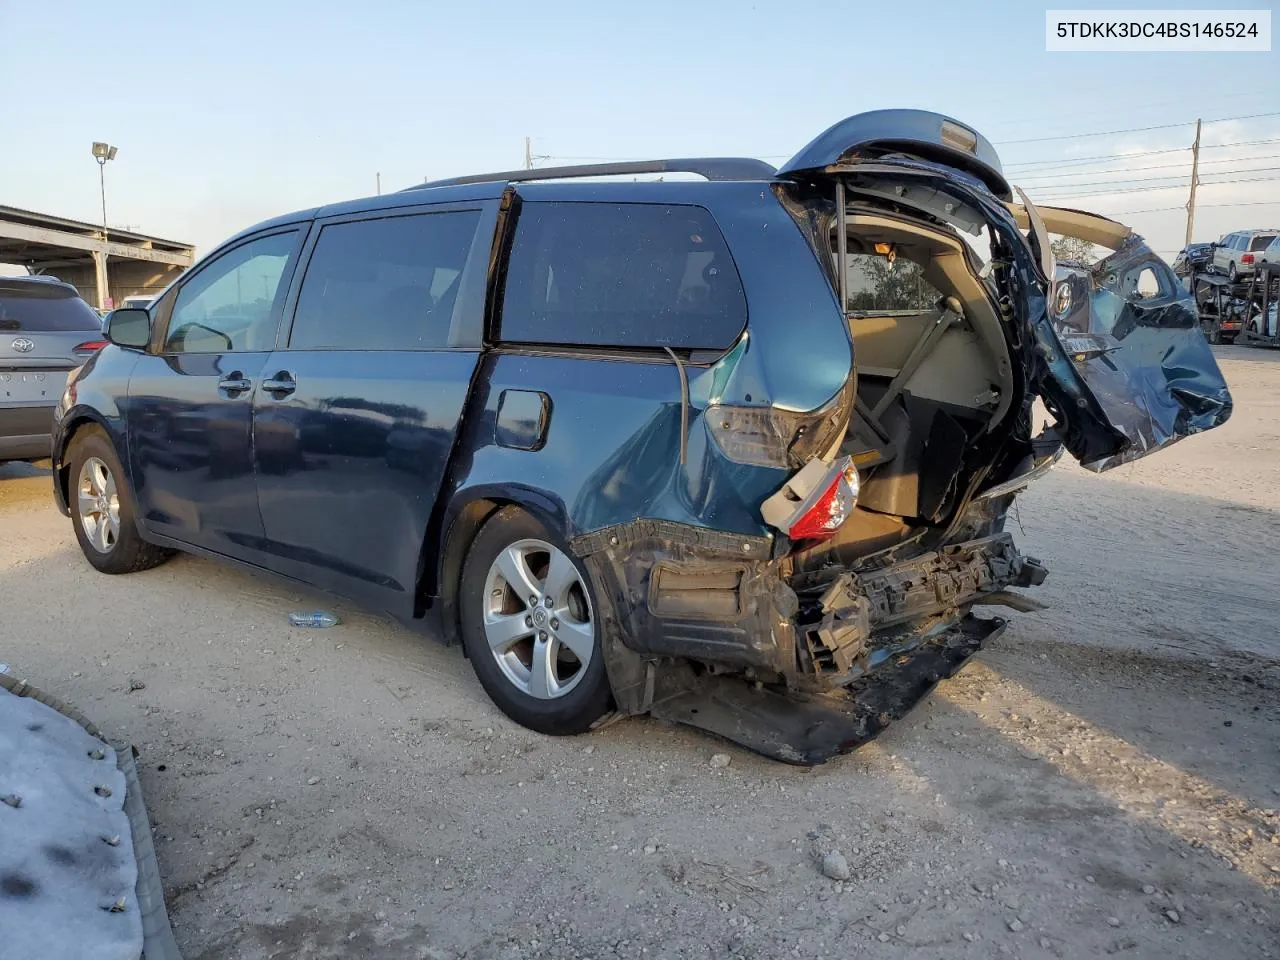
(407, 158, 778, 191)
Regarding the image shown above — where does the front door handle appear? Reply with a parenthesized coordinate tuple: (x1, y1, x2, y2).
(217, 373, 252, 397)
(261, 371, 297, 399)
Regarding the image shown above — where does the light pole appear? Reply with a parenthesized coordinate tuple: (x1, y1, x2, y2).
(91, 142, 118, 311)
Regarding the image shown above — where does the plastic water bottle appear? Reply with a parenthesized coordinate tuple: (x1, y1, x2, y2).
(288, 611, 339, 628)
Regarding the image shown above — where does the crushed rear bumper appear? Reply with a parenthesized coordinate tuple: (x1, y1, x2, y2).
(647, 613, 1007, 764)
(577, 522, 1046, 763)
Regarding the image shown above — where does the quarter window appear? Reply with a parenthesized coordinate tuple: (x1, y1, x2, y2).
(499, 202, 747, 350)
(288, 211, 480, 351)
(165, 231, 297, 353)
(842, 253, 942, 315)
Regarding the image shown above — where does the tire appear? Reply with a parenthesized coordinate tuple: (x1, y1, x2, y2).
(67, 426, 172, 575)
(1228, 262, 1238, 283)
(1206, 323, 1221, 345)
(458, 506, 611, 735)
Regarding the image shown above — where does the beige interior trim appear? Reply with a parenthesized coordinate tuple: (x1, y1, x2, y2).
(1005, 202, 1132, 250)
(838, 213, 1013, 430)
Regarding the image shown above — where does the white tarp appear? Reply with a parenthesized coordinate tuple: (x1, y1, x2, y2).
(0, 684, 143, 960)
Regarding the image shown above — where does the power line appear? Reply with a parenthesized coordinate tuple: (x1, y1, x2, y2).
(1003, 137, 1280, 173)
(994, 111, 1280, 147)
(1035, 173, 1280, 203)
(1006, 147, 1186, 169)
(1108, 199, 1280, 216)
(1013, 153, 1280, 183)
(1018, 162, 1280, 193)
(548, 134, 1280, 175)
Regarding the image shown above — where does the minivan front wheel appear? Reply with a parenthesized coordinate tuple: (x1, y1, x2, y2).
(459, 507, 611, 735)
(67, 426, 171, 575)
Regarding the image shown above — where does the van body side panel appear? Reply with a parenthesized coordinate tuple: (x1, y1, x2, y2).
(445, 351, 783, 540)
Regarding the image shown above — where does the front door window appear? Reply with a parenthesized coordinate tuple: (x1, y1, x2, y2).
(164, 232, 297, 353)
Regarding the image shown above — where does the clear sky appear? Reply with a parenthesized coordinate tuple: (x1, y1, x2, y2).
(2, 0, 1277, 261)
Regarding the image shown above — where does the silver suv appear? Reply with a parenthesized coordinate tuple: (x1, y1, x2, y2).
(1213, 229, 1278, 281)
(1259, 233, 1280, 266)
(1, 276, 107, 462)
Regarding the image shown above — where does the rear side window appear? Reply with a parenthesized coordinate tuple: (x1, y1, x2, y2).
(0, 283, 100, 332)
(1249, 234, 1275, 252)
(499, 202, 746, 350)
(289, 210, 480, 351)
(843, 253, 942, 315)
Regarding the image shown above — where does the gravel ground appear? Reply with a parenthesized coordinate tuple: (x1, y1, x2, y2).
(2, 345, 1277, 960)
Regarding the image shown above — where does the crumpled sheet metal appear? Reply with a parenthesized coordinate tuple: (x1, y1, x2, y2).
(649, 615, 1006, 764)
(0, 675, 180, 960)
(1057, 236, 1233, 472)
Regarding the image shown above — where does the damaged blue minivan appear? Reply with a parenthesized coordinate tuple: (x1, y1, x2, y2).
(52, 110, 1231, 763)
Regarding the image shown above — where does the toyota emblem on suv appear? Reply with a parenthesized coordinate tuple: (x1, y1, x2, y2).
(11, 338, 35, 353)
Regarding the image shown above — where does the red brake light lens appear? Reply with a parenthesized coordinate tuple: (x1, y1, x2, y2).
(1242, 254, 1255, 264)
(74, 340, 109, 353)
(787, 462, 859, 543)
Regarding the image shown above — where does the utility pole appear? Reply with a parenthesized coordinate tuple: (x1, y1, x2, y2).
(376, 172, 382, 196)
(525, 136, 533, 170)
(1185, 118, 1201, 247)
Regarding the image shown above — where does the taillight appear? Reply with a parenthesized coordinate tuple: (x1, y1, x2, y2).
(706, 377, 855, 469)
(760, 455, 859, 545)
(1242, 254, 1255, 265)
(74, 340, 108, 353)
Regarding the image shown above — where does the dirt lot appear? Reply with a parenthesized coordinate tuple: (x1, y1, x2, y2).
(2, 346, 1278, 960)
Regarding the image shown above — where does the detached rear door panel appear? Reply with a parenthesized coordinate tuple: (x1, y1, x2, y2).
(1013, 202, 1232, 470)
(250, 202, 495, 611)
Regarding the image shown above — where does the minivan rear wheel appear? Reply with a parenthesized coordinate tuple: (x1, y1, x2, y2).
(458, 506, 611, 735)
(67, 426, 172, 575)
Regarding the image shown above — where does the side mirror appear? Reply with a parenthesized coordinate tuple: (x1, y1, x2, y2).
(104, 308, 151, 349)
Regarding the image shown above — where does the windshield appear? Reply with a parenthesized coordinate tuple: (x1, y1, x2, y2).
(0, 286, 101, 332)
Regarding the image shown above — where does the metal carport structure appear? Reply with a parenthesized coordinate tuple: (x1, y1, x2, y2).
(0, 205, 195, 310)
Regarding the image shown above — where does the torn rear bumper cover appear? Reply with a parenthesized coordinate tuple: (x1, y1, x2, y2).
(578, 522, 1045, 763)
(648, 613, 1007, 764)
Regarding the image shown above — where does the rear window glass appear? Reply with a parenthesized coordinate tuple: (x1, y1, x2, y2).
(499, 202, 746, 350)
(1249, 235, 1275, 252)
(0, 284, 100, 332)
(843, 254, 942, 315)
(289, 210, 480, 351)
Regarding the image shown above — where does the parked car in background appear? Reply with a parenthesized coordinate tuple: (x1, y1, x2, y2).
(119, 295, 154, 310)
(48, 110, 1233, 762)
(1173, 241, 1214, 279)
(1213, 229, 1278, 281)
(1, 276, 107, 462)
(1259, 233, 1280, 265)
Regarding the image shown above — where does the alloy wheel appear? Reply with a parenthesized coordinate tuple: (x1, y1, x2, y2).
(77, 456, 120, 554)
(481, 538, 594, 700)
